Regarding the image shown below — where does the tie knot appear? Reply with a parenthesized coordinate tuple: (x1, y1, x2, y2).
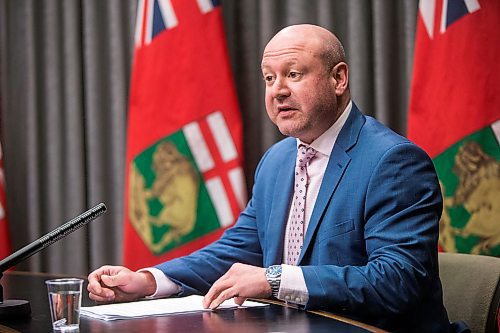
(297, 145, 316, 167)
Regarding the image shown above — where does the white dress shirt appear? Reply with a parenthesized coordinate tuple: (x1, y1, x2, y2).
(142, 101, 353, 303)
(278, 101, 352, 305)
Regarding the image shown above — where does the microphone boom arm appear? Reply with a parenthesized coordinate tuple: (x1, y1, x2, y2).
(0, 202, 106, 318)
(0, 203, 106, 273)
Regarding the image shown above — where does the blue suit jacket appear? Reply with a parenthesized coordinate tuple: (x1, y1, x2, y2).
(157, 104, 452, 332)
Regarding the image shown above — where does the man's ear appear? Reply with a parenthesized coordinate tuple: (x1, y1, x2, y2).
(332, 62, 348, 96)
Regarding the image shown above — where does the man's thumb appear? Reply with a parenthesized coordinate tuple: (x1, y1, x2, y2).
(101, 273, 121, 287)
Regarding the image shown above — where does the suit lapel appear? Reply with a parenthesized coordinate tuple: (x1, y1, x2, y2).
(298, 104, 365, 264)
(298, 147, 350, 263)
(265, 146, 296, 266)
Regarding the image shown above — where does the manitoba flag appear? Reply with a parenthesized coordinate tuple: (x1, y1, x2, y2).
(123, 0, 246, 270)
(0, 140, 10, 259)
(408, 0, 500, 256)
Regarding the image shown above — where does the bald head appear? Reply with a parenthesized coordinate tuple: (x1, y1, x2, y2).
(261, 24, 350, 143)
(264, 24, 346, 71)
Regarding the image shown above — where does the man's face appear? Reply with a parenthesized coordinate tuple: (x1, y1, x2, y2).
(261, 38, 338, 143)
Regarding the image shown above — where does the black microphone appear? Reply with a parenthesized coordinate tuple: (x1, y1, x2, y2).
(0, 203, 107, 319)
(0, 202, 107, 272)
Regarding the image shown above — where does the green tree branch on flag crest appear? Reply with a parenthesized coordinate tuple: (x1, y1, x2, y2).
(123, 0, 246, 270)
(408, 0, 500, 257)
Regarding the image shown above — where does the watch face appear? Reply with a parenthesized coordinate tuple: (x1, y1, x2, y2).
(267, 265, 282, 278)
(266, 265, 281, 298)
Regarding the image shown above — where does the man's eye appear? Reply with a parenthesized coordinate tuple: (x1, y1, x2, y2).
(289, 72, 300, 79)
(264, 75, 274, 82)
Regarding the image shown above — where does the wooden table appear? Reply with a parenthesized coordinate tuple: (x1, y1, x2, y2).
(0, 271, 387, 333)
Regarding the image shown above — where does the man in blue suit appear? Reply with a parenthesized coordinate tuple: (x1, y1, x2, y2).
(88, 24, 456, 332)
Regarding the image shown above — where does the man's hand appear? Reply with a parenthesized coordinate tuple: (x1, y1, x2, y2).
(87, 265, 156, 303)
(202, 263, 271, 309)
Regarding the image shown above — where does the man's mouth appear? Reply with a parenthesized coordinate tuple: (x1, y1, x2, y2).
(278, 106, 298, 112)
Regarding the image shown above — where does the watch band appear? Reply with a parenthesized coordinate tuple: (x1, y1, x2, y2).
(265, 265, 282, 298)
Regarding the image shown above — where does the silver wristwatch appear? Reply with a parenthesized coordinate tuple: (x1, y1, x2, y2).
(265, 265, 282, 298)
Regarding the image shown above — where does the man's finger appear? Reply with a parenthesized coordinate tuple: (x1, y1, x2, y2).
(87, 276, 116, 299)
(203, 277, 231, 308)
(88, 291, 115, 303)
(87, 283, 115, 298)
(234, 296, 246, 306)
(208, 287, 237, 310)
(87, 279, 102, 294)
(100, 273, 128, 288)
(87, 271, 103, 288)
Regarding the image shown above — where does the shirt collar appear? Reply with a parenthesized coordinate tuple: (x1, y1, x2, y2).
(297, 100, 352, 157)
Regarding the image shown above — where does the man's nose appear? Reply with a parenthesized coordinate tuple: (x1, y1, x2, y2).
(271, 77, 291, 99)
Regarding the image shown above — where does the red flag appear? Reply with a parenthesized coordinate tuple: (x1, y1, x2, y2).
(408, 0, 500, 256)
(0, 141, 11, 259)
(123, 0, 247, 270)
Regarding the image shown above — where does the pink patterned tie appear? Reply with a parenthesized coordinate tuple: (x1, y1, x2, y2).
(286, 145, 316, 265)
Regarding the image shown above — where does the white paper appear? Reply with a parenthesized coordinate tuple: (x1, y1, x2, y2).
(80, 295, 268, 321)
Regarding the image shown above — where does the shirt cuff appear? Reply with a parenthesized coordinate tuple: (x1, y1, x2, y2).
(137, 267, 181, 298)
(276, 264, 309, 305)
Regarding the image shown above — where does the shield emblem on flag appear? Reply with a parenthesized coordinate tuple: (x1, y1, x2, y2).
(128, 111, 246, 255)
(435, 122, 500, 256)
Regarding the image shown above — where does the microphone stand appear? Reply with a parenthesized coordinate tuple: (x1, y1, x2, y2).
(0, 272, 31, 318)
(0, 203, 106, 319)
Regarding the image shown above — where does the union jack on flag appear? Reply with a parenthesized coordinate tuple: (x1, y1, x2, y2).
(419, 0, 480, 38)
(134, 0, 220, 47)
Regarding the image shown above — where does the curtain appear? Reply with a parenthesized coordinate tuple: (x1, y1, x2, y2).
(222, 1, 418, 181)
(0, 0, 136, 275)
(0, 0, 418, 275)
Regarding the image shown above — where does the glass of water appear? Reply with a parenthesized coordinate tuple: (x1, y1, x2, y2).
(45, 278, 84, 332)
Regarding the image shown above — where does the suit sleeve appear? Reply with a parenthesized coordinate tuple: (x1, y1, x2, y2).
(301, 143, 442, 317)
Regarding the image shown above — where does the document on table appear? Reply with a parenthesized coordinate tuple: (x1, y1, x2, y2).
(80, 295, 269, 321)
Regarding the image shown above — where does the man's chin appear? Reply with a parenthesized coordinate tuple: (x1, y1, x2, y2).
(276, 126, 304, 140)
